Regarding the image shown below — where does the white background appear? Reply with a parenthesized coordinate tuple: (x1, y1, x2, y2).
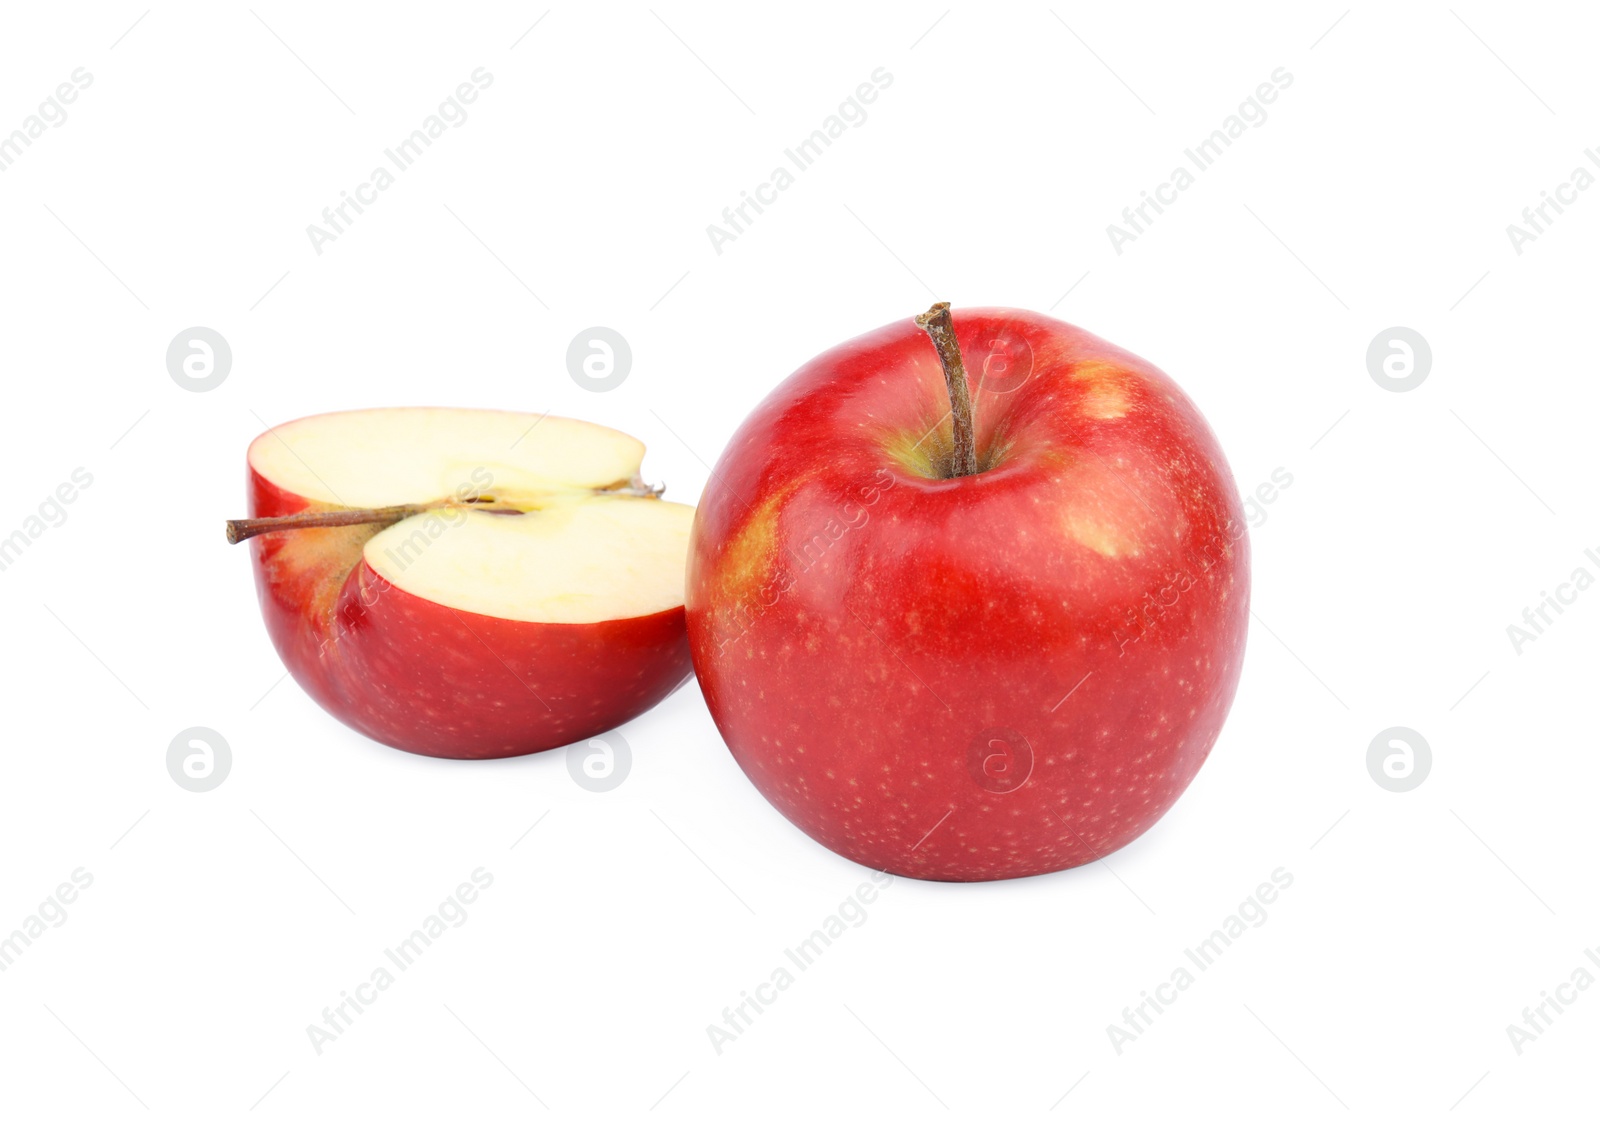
(0, 2, 1594, 1116)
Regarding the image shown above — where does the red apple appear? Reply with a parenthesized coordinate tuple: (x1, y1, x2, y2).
(233, 407, 694, 759)
(685, 305, 1249, 881)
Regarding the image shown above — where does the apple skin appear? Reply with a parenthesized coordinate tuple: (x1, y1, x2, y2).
(247, 467, 692, 760)
(685, 308, 1249, 882)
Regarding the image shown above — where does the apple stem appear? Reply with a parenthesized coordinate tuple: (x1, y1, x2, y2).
(225, 503, 438, 544)
(915, 302, 979, 478)
(225, 478, 665, 544)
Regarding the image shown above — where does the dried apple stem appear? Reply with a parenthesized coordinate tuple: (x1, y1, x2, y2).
(225, 504, 436, 544)
(915, 301, 979, 478)
(225, 478, 664, 544)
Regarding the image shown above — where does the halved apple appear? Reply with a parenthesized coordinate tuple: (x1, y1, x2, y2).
(234, 407, 694, 759)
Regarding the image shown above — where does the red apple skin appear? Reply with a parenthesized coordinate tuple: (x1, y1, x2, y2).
(247, 467, 692, 760)
(686, 308, 1249, 882)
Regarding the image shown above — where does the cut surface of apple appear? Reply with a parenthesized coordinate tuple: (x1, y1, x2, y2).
(363, 499, 691, 624)
(250, 407, 647, 508)
(240, 407, 695, 759)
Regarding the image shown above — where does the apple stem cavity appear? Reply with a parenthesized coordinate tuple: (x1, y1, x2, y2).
(915, 302, 979, 478)
(598, 475, 667, 499)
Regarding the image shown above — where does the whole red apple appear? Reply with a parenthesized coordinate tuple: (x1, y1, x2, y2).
(232, 407, 694, 759)
(685, 305, 1249, 881)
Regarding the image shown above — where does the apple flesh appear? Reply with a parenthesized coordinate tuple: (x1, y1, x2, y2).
(240, 407, 694, 759)
(685, 307, 1249, 882)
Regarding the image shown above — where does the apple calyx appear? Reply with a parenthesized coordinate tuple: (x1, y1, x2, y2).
(914, 301, 979, 478)
(224, 476, 666, 544)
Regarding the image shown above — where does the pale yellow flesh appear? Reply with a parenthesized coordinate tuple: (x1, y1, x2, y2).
(249, 407, 691, 625)
(365, 499, 692, 624)
(249, 407, 646, 508)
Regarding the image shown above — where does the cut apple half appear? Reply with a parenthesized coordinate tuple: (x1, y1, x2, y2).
(234, 407, 695, 760)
